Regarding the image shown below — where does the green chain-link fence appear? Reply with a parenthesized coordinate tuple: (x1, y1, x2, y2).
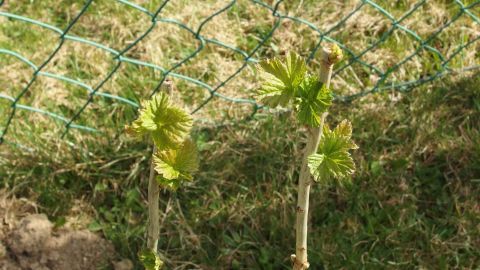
(0, 0, 479, 146)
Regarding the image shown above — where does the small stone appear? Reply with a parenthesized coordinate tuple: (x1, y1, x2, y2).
(113, 259, 134, 270)
(8, 214, 53, 254)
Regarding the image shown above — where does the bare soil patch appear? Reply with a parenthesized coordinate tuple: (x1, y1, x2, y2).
(0, 191, 132, 270)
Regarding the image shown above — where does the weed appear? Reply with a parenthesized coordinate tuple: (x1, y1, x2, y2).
(126, 85, 198, 269)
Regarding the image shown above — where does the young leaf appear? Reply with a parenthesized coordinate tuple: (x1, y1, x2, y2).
(153, 139, 199, 189)
(155, 176, 182, 191)
(296, 76, 333, 127)
(255, 52, 307, 107)
(308, 120, 358, 183)
(329, 43, 344, 64)
(139, 249, 164, 270)
(126, 93, 192, 150)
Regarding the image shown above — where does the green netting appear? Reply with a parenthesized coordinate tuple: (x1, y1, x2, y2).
(0, 0, 479, 145)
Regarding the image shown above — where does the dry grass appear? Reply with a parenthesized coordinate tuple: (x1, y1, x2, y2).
(1, 0, 479, 148)
(1, 1, 480, 269)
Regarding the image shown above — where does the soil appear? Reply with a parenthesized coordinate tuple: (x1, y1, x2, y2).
(0, 191, 133, 270)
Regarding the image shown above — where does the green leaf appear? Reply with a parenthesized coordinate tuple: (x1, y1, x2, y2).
(296, 76, 333, 127)
(308, 120, 358, 184)
(329, 43, 344, 64)
(155, 176, 182, 191)
(126, 93, 192, 150)
(139, 249, 164, 270)
(255, 52, 307, 107)
(87, 220, 103, 232)
(153, 139, 199, 189)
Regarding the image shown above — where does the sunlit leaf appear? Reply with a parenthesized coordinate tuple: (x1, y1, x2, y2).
(139, 249, 164, 270)
(329, 43, 344, 64)
(254, 52, 307, 107)
(308, 120, 358, 184)
(153, 139, 199, 189)
(126, 93, 192, 150)
(155, 176, 182, 191)
(296, 75, 333, 127)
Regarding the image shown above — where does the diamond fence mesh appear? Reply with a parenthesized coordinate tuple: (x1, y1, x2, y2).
(0, 0, 479, 147)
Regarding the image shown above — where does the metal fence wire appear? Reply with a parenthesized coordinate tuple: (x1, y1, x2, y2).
(0, 0, 479, 146)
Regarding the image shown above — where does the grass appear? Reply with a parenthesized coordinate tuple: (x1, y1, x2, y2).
(1, 0, 480, 269)
(1, 72, 479, 269)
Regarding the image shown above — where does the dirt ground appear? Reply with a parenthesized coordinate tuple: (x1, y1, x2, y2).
(0, 190, 132, 270)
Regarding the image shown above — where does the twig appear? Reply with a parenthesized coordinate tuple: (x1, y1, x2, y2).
(147, 145, 160, 251)
(291, 45, 340, 270)
(146, 80, 174, 252)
